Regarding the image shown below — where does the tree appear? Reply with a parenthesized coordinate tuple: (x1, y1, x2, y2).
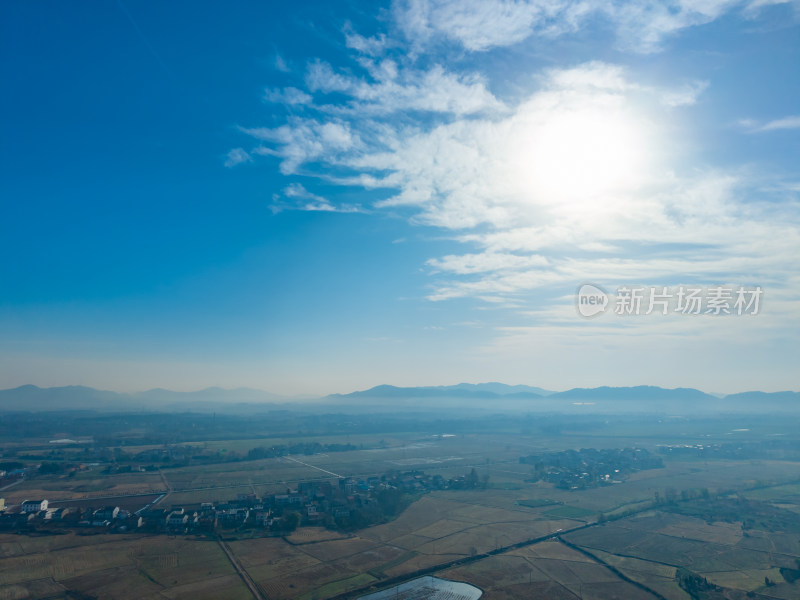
(284, 511, 301, 531)
(467, 468, 479, 489)
(376, 488, 403, 516)
(271, 511, 301, 533)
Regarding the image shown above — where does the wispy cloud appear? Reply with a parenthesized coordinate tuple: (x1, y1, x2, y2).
(391, 0, 781, 54)
(427, 253, 549, 275)
(753, 115, 800, 132)
(264, 87, 313, 105)
(274, 54, 290, 73)
(306, 59, 505, 116)
(393, 0, 568, 52)
(271, 183, 364, 214)
(242, 119, 359, 174)
(658, 80, 709, 107)
(223, 147, 252, 168)
(344, 25, 389, 56)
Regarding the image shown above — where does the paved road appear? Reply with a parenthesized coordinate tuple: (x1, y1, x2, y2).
(284, 455, 344, 478)
(0, 479, 23, 492)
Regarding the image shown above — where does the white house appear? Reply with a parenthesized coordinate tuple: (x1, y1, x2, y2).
(21, 499, 48, 513)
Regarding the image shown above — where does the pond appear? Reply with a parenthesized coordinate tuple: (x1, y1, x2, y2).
(359, 576, 482, 600)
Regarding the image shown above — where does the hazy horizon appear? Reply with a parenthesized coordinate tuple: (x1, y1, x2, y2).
(0, 380, 795, 400)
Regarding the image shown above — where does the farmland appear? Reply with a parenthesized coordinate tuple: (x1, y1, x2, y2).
(1, 410, 799, 598)
(0, 533, 251, 600)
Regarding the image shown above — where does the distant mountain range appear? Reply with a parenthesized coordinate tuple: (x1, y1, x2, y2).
(0, 384, 293, 412)
(332, 383, 553, 399)
(328, 384, 800, 414)
(0, 383, 797, 414)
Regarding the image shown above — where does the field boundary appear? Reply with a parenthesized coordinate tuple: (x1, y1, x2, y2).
(557, 536, 670, 600)
(217, 535, 267, 600)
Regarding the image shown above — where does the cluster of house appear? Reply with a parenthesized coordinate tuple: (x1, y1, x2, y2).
(0, 470, 451, 534)
(0, 467, 30, 486)
(520, 447, 664, 490)
(148, 472, 448, 533)
(0, 498, 143, 531)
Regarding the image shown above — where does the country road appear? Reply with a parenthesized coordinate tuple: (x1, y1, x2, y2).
(218, 536, 268, 600)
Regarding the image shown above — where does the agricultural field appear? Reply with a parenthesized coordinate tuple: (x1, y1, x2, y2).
(441, 539, 661, 600)
(562, 496, 800, 599)
(219, 491, 579, 599)
(2, 469, 166, 505)
(0, 532, 250, 600)
(2, 416, 800, 599)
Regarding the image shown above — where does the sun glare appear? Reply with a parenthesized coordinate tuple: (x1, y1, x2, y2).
(507, 99, 652, 218)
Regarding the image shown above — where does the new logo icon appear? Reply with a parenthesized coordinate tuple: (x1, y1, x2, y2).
(576, 284, 609, 318)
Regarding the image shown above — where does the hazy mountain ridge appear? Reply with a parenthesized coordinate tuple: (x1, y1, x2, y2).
(0, 385, 293, 412)
(330, 383, 548, 399)
(330, 384, 799, 414)
(550, 385, 717, 401)
(0, 384, 797, 413)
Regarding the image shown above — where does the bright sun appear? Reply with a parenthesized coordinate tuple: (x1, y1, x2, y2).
(506, 97, 652, 218)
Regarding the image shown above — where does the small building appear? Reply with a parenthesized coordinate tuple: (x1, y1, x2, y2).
(49, 507, 74, 520)
(197, 514, 217, 530)
(21, 499, 48, 513)
(332, 506, 350, 518)
(93, 506, 119, 521)
(339, 478, 357, 495)
(166, 510, 188, 529)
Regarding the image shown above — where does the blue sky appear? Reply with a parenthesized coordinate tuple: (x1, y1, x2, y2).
(1, 0, 798, 395)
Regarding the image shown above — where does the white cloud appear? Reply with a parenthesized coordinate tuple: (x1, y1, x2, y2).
(755, 115, 800, 131)
(658, 80, 709, 107)
(306, 59, 504, 116)
(427, 252, 549, 275)
(223, 147, 252, 168)
(242, 119, 359, 174)
(544, 61, 632, 92)
(744, 0, 793, 13)
(306, 60, 354, 93)
(345, 27, 389, 55)
(271, 183, 364, 213)
(274, 54, 290, 72)
(604, 0, 742, 53)
(264, 87, 313, 105)
(393, 0, 563, 52)
(392, 0, 782, 54)
(738, 115, 800, 133)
